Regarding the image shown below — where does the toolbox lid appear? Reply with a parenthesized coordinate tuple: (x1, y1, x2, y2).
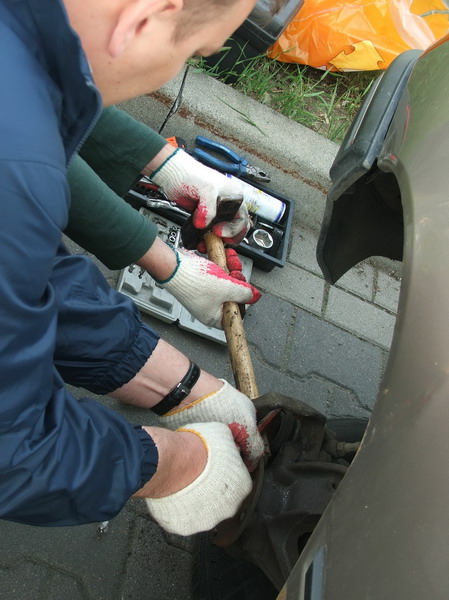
(237, 0, 302, 50)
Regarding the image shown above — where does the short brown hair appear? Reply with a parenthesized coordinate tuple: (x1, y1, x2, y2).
(175, 0, 290, 41)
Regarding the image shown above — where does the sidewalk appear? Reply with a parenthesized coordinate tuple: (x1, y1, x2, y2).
(0, 69, 401, 600)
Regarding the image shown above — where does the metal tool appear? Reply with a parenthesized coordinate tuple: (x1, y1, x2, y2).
(181, 194, 243, 251)
(128, 184, 190, 218)
(193, 136, 271, 184)
(249, 228, 274, 249)
(144, 199, 190, 218)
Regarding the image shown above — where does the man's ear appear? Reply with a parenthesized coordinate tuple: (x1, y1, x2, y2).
(109, 0, 183, 57)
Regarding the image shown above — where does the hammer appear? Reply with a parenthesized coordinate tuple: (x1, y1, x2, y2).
(181, 195, 259, 400)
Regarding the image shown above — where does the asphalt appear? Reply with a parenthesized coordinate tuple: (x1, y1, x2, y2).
(0, 67, 402, 600)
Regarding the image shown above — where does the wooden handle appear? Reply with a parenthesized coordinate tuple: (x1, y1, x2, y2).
(204, 232, 259, 400)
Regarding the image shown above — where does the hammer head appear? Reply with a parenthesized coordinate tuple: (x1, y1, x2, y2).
(180, 194, 243, 250)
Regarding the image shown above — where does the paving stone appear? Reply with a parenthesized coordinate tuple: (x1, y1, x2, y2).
(244, 294, 295, 369)
(335, 263, 376, 301)
(0, 560, 49, 600)
(121, 517, 193, 600)
(254, 366, 330, 415)
(288, 310, 387, 410)
(0, 509, 135, 600)
(46, 572, 89, 600)
(247, 350, 358, 418)
(374, 270, 401, 313)
(252, 263, 324, 316)
(325, 286, 397, 350)
(327, 385, 374, 419)
(289, 227, 323, 276)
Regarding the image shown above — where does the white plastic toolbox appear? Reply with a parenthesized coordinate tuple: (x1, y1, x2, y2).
(117, 208, 253, 344)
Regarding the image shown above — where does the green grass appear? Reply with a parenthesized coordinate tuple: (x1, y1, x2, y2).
(191, 47, 380, 144)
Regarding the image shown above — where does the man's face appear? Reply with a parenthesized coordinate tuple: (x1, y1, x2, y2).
(137, 0, 258, 96)
(69, 0, 258, 105)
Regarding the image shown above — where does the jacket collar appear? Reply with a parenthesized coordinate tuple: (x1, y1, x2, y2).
(4, 0, 102, 161)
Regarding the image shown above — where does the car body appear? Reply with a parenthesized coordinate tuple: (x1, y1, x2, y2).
(279, 33, 449, 600)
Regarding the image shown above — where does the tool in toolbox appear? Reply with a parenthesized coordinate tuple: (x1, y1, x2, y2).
(127, 178, 191, 218)
(117, 207, 254, 344)
(191, 136, 285, 224)
(192, 136, 271, 184)
(124, 135, 294, 271)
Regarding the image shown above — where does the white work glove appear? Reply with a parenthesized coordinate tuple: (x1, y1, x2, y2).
(151, 148, 250, 246)
(156, 248, 261, 329)
(159, 379, 264, 472)
(145, 422, 252, 536)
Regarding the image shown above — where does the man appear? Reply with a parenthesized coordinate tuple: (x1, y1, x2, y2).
(0, 0, 279, 536)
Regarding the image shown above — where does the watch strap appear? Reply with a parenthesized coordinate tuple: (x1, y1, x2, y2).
(151, 361, 200, 416)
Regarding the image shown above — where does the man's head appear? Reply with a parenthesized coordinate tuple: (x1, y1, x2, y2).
(63, 0, 262, 105)
(173, 0, 286, 41)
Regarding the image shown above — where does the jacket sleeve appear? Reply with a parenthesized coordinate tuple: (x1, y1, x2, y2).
(79, 105, 167, 197)
(66, 154, 158, 270)
(0, 159, 158, 526)
(65, 106, 166, 270)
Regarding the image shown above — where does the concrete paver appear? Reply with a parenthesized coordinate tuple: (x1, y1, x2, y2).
(121, 518, 194, 600)
(252, 263, 325, 316)
(288, 311, 387, 412)
(374, 270, 402, 312)
(336, 264, 376, 302)
(289, 226, 325, 277)
(325, 286, 397, 350)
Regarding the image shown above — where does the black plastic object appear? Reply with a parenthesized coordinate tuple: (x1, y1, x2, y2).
(316, 49, 420, 284)
(181, 195, 243, 250)
(327, 49, 422, 203)
(203, 0, 302, 80)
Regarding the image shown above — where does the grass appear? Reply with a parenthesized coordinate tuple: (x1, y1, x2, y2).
(191, 45, 380, 144)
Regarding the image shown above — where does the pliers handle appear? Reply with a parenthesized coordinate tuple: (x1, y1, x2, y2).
(192, 136, 271, 183)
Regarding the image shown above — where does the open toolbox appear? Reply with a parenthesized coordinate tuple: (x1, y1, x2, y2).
(126, 173, 294, 272)
(235, 179, 293, 271)
(117, 208, 254, 345)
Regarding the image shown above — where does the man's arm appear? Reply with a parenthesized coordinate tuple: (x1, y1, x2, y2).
(0, 159, 158, 526)
(67, 106, 250, 269)
(78, 105, 168, 197)
(66, 153, 159, 270)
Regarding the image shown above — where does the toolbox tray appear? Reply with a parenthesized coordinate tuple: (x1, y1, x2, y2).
(117, 208, 254, 344)
(236, 178, 293, 271)
(126, 179, 293, 272)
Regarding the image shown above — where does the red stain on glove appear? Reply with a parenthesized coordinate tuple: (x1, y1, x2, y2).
(205, 261, 261, 305)
(173, 185, 200, 213)
(225, 248, 242, 272)
(228, 422, 257, 471)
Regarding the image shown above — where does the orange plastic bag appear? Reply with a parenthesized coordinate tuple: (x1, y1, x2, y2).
(268, 0, 449, 71)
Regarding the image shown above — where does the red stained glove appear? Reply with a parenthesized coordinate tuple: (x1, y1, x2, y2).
(150, 148, 250, 247)
(225, 248, 247, 282)
(158, 380, 265, 472)
(156, 249, 260, 329)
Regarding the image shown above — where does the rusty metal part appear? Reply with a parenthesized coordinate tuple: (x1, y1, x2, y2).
(257, 409, 281, 435)
(211, 393, 364, 591)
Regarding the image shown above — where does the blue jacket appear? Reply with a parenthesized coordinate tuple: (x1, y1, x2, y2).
(0, 0, 157, 525)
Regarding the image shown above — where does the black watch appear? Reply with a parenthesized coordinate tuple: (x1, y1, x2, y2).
(151, 361, 200, 416)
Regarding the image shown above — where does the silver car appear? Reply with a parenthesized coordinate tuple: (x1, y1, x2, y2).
(195, 32, 449, 600)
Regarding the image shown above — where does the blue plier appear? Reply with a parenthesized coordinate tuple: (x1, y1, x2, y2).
(192, 136, 271, 183)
